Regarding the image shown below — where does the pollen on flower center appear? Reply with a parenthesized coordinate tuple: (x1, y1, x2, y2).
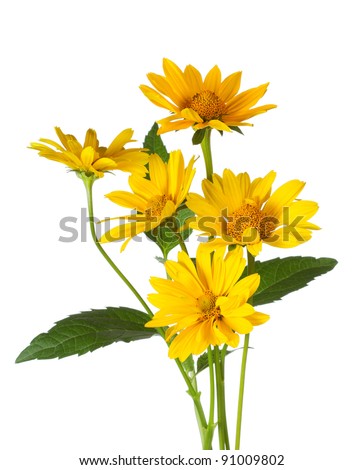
(145, 195, 170, 220)
(197, 290, 221, 320)
(187, 90, 227, 121)
(226, 203, 276, 242)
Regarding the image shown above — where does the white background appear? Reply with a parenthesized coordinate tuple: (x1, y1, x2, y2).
(1, 0, 363, 468)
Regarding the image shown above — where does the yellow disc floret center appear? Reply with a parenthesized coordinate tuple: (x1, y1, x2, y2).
(145, 195, 170, 220)
(226, 203, 276, 242)
(197, 290, 221, 321)
(188, 90, 227, 121)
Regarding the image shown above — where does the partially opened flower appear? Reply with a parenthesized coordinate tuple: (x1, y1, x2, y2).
(187, 170, 320, 256)
(29, 127, 149, 178)
(140, 58, 277, 134)
(100, 150, 196, 251)
(145, 245, 269, 362)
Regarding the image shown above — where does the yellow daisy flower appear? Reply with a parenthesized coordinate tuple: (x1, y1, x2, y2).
(100, 150, 196, 251)
(187, 170, 320, 257)
(29, 127, 149, 178)
(145, 245, 269, 362)
(140, 58, 277, 134)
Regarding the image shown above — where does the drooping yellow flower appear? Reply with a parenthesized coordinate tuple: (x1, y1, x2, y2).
(100, 150, 196, 251)
(29, 127, 149, 178)
(145, 245, 269, 362)
(140, 58, 277, 134)
(187, 170, 320, 256)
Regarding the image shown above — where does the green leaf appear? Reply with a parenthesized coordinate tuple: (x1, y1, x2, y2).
(242, 256, 338, 306)
(182, 354, 195, 376)
(16, 307, 157, 363)
(230, 126, 244, 135)
(196, 351, 210, 375)
(192, 128, 206, 145)
(143, 122, 169, 163)
(196, 349, 239, 375)
(145, 207, 194, 258)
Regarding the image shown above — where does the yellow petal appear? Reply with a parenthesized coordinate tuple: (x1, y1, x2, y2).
(195, 245, 213, 291)
(179, 156, 196, 202)
(219, 71, 242, 102)
(150, 277, 197, 298)
(247, 240, 262, 257)
(161, 200, 176, 219)
(99, 221, 146, 243)
(55, 127, 79, 151)
(104, 129, 133, 157)
(226, 83, 270, 114)
(149, 154, 167, 194)
(80, 146, 95, 170)
(181, 108, 203, 123)
(105, 190, 147, 212)
(168, 323, 207, 361)
(147, 73, 184, 107)
(216, 319, 240, 347)
(229, 273, 260, 300)
(250, 170, 276, 206)
(223, 316, 253, 335)
(158, 118, 193, 134)
(222, 169, 243, 212)
(67, 139, 83, 156)
(286, 200, 319, 224)
(165, 256, 205, 293)
(264, 180, 306, 219)
(162, 58, 190, 100)
(264, 226, 312, 248)
(167, 150, 184, 200)
(93, 157, 117, 171)
(199, 120, 231, 132)
(203, 65, 221, 93)
(186, 193, 221, 217)
(184, 64, 203, 94)
(230, 104, 278, 122)
(38, 138, 65, 151)
(222, 248, 247, 293)
(140, 85, 178, 112)
(202, 178, 228, 212)
(245, 312, 270, 326)
(83, 129, 98, 149)
(129, 174, 160, 200)
(116, 161, 148, 176)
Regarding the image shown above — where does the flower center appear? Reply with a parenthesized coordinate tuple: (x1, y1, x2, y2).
(187, 90, 227, 121)
(197, 290, 221, 321)
(145, 195, 169, 220)
(226, 203, 276, 242)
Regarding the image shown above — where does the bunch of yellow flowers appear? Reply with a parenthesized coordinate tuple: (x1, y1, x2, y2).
(18, 59, 336, 451)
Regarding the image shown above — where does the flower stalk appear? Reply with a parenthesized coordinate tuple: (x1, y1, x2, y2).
(215, 346, 230, 449)
(235, 250, 255, 450)
(81, 173, 154, 318)
(200, 128, 213, 181)
(205, 346, 216, 449)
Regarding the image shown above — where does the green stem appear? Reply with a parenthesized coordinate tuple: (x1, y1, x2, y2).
(204, 346, 215, 449)
(220, 344, 230, 449)
(200, 128, 213, 181)
(235, 251, 255, 450)
(174, 231, 189, 255)
(81, 174, 154, 319)
(175, 358, 209, 448)
(190, 368, 206, 446)
(214, 346, 229, 450)
(235, 333, 250, 450)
